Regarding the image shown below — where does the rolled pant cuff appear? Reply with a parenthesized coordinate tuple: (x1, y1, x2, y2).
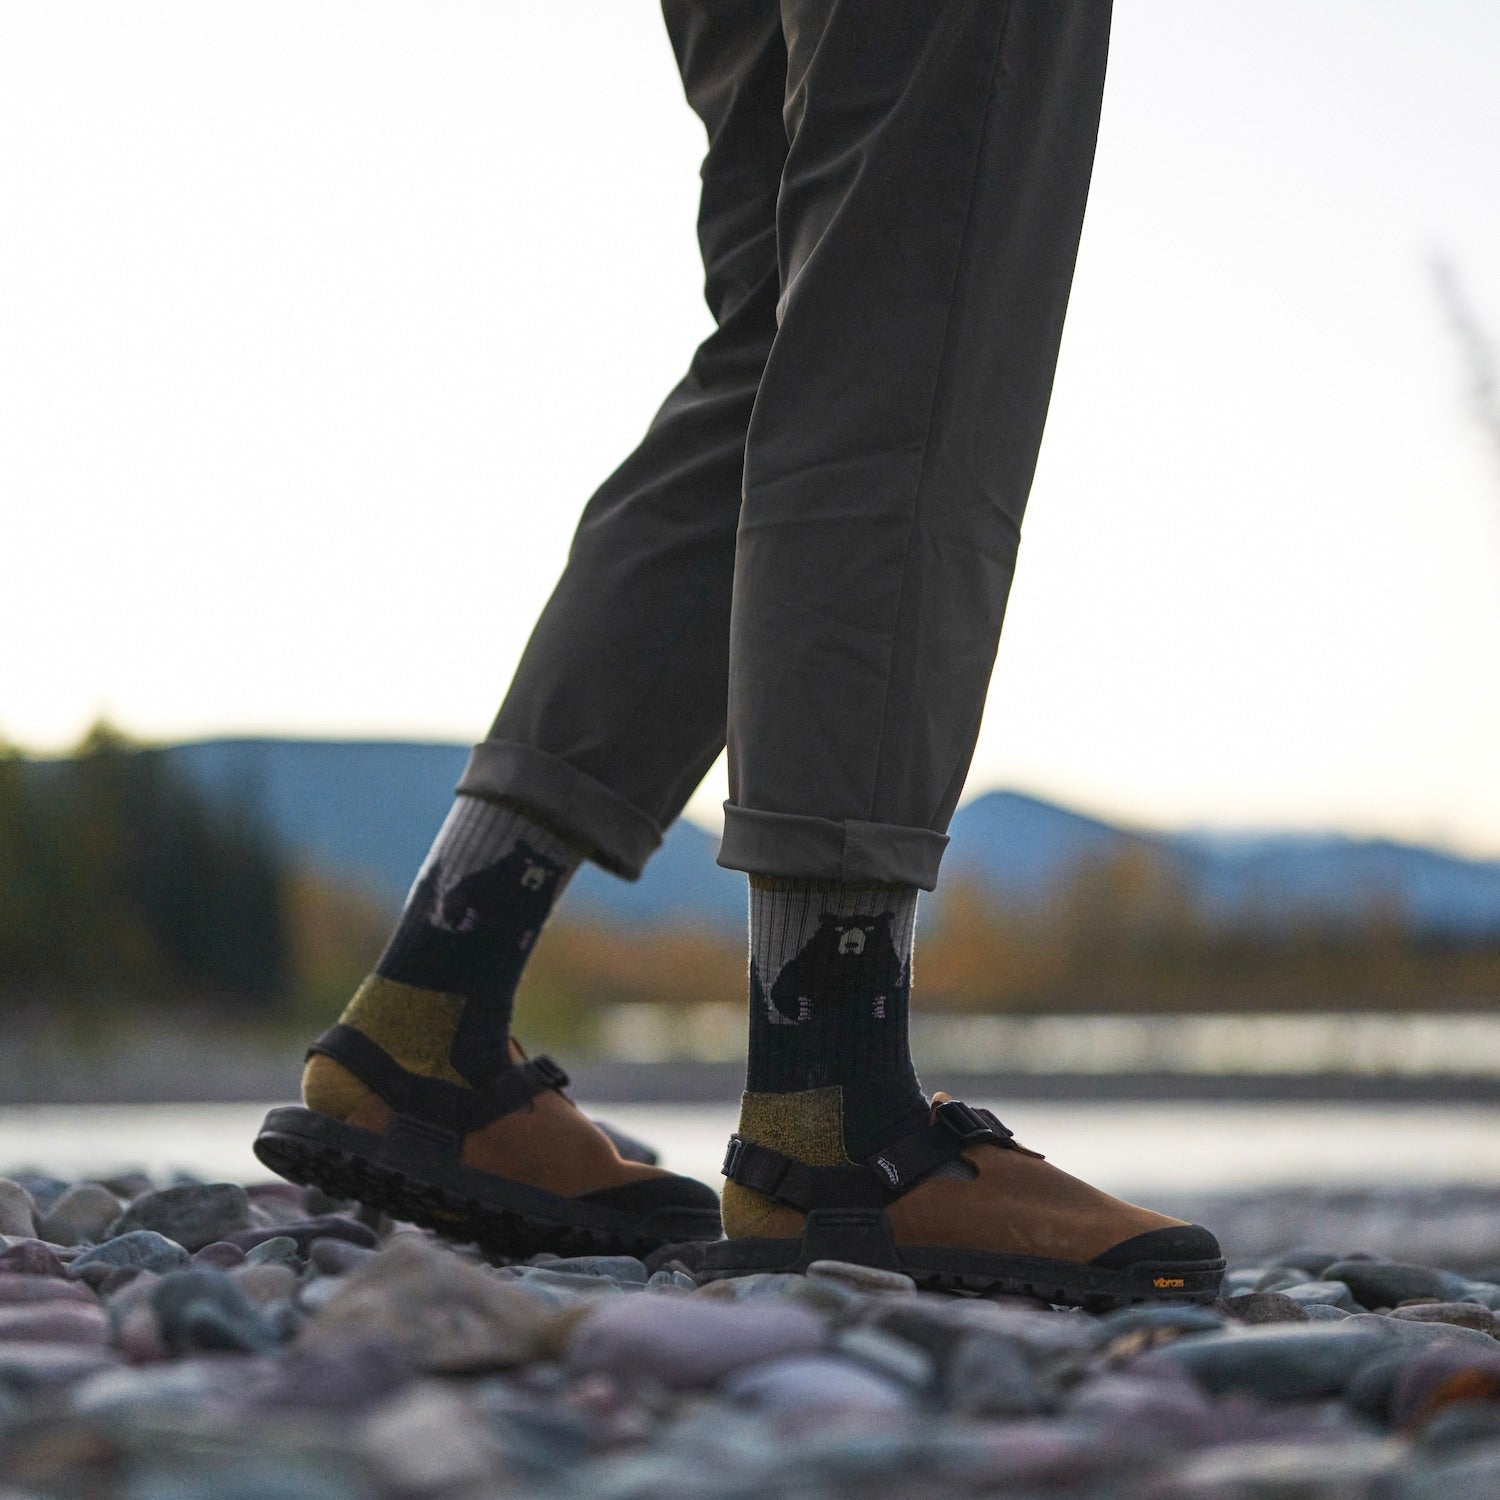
(457, 740, 662, 880)
(716, 803, 948, 891)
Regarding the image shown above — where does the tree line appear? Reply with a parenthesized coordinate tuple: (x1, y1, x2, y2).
(0, 725, 293, 1006)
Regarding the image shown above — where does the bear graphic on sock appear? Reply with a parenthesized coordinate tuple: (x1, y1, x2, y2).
(377, 839, 569, 1084)
(760, 912, 909, 1026)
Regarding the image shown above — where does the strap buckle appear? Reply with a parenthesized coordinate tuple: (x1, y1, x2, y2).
(721, 1135, 747, 1179)
(934, 1098, 1012, 1145)
(530, 1055, 570, 1092)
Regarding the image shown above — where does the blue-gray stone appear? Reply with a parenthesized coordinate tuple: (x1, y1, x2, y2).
(67, 1231, 189, 1284)
(1217, 1268, 1264, 1297)
(1395, 1448, 1500, 1500)
(806, 1259, 917, 1296)
(307, 1238, 376, 1276)
(515, 1266, 625, 1296)
(833, 1326, 934, 1390)
(151, 1269, 279, 1355)
(1278, 1279, 1359, 1311)
(110, 1183, 254, 1253)
(722, 1353, 911, 1413)
(1134, 1321, 1394, 1399)
(1301, 1303, 1353, 1322)
(122, 1457, 366, 1500)
(1274, 1246, 1345, 1277)
(944, 1330, 1054, 1416)
(1324, 1259, 1470, 1309)
(1252, 1265, 1313, 1293)
(1098, 1303, 1226, 1340)
(1216, 1291, 1310, 1325)
(645, 1269, 696, 1294)
(539, 1255, 648, 1284)
(8, 1174, 70, 1214)
(244, 1236, 299, 1265)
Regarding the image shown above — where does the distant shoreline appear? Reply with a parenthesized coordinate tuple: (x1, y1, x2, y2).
(4, 1060, 1499, 1107)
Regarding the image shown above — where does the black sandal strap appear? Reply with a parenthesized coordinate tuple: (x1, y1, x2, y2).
(721, 1099, 1016, 1212)
(307, 1024, 569, 1136)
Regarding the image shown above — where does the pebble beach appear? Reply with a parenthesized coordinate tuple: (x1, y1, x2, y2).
(5, 1170, 1500, 1498)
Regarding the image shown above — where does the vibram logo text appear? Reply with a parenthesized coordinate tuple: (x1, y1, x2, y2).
(1152, 1277, 1186, 1289)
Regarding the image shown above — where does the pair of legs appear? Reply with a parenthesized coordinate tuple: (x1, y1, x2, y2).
(256, 0, 1224, 1303)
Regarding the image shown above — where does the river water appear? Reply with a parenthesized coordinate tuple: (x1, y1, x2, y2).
(4, 1099, 1498, 1199)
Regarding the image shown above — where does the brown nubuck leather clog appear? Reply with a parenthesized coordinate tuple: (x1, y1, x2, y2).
(254, 1023, 721, 1259)
(701, 1094, 1224, 1309)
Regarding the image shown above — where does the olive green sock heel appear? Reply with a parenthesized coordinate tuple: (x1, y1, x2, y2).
(301, 974, 469, 1119)
(720, 1085, 852, 1237)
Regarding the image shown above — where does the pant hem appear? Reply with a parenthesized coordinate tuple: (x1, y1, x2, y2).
(716, 803, 947, 890)
(456, 740, 662, 881)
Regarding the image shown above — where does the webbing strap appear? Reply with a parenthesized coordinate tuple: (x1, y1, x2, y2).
(721, 1099, 1015, 1211)
(307, 1023, 569, 1136)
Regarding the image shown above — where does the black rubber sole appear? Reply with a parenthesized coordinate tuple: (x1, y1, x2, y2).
(698, 1210, 1225, 1311)
(253, 1105, 721, 1261)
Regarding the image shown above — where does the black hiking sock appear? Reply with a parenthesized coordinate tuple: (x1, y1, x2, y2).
(365, 794, 584, 1085)
(742, 877, 928, 1163)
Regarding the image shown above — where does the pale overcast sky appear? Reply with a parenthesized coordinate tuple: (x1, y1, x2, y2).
(3, 2, 1498, 853)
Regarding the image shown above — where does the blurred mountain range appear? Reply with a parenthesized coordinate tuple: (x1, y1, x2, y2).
(166, 739, 1500, 938)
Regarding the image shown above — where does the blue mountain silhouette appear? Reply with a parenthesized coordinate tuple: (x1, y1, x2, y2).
(164, 739, 1500, 938)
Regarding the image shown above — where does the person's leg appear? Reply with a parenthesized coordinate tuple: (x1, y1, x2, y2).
(258, 1, 788, 1255)
(710, 0, 1222, 1303)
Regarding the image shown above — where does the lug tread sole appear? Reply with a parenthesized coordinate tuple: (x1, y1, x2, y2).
(253, 1115, 718, 1261)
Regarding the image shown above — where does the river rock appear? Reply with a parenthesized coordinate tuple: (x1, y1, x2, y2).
(231, 1262, 299, 1306)
(1134, 1321, 1394, 1400)
(565, 1292, 825, 1388)
(9, 1174, 71, 1213)
(1099, 1304, 1227, 1341)
(110, 1182, 254, 1253)
(806, 1260, 917, 1297)
(308, 1238, 376, 1277)
(1301, 1304, 1354, 1322)
(1153, 1438, 1404, 1499)
(0, 1239, 68, 1276)
(721, 1352, 912, 1413)
(0, 1302, 109, 1345)
(540, 1255, 649, 1285)
(1252, 1265, 1313, 1293)
(945, 1330, 1055, 1416)
(358, 1384, 496, 1494)
(226, 1216, 378, 1257)
(1324, 1259, 1468, 1310)
(66, 1231, 189, 1285)
(645, 1268, 696, 1294)
(1214, 1292, 1311, 1325)
(1274, 1246, 1344, 1277)
(1277, 1280, 1360, 1312)
(0, 1180, 37, 1238)
(0, 1271, 95, 1306)
(1389, 1301, 1497, 1334)
(244, 1236, 299, 1266)
(194, 1241, 247, 1269)
(150, 1269, 279, 1355)
(1343, 1312, 1498, 1352)
(833, 1326, 934, 1390)
(0, 1341, 120, 1390)
(245, 1340, 415, 1414)
(1399, 1447, 1500, 1500)
(300, 1236, 552, 1371)
(32, 1183, 120, 1249)
(1389, 1343, 1500, 1429)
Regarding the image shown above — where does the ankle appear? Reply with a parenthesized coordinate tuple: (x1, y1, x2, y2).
(722, 1086, 850, 1238)
(302, 974, 472, 1121)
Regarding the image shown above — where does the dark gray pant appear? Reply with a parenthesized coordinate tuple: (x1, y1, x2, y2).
(459, 0, 1112, 891)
